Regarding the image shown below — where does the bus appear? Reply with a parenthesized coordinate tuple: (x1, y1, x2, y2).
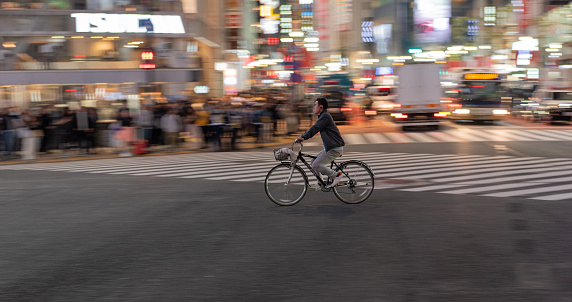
(448, 71, 510, 122)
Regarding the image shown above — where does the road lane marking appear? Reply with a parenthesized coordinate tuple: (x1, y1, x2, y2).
(344, 133, 369, 145)
(400, 184, 469, 192)
(531, 192, 572, 200)
(407, 132, 440, 143)
(514, 130, 557, 141)
(526, 130, 569, 140)
(445, 130, 487, 141)
(545, 130, 572, 140)
(483, 183, 572, 197)
(385, 132, 415, 143)
(427, 163, 572, 183)
(465, 129, 504, 141)
(380, 157, 557, 179)
(425, 131, 463, 142)
(363, 133, 391, 144)
(440, 182, 535, 194)
(456, 170, 572, 185)
(484, 129, 535, 141)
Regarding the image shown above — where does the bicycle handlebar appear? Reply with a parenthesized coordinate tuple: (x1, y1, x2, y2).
(292, 140, 303, 152)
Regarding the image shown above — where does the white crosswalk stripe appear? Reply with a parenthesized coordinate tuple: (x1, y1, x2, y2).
(4, 150, 572, 201)
(385, 132, 415, 143)
(363, 133, 391, 144)
(407, 132, 440, 142)
(344, 133, 369, 145)
(425, 131, 462, 142)
(447, 130, 488, 141)
(296, 129, 572, 146)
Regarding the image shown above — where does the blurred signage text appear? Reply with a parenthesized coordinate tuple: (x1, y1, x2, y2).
(71, 13, 185, 34)
(376, 67, 394, 76)
(463, 73, 500, 80)
(194, 86, 210, 94)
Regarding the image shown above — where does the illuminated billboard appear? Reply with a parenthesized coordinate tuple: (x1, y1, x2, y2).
(71, 13, 185, 34)
(374, 24, 392, 54)
(413, 0, 451, 45)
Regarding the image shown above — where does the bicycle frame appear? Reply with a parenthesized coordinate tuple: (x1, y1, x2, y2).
(267, 142, 375, 205)
(284, 143, 350, 188)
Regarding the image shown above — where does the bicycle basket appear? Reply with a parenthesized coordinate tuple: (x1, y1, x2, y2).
(273, 147, 292, 161)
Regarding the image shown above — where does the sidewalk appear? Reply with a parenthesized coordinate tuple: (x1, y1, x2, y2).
(0, 134, 296, 165)
(0, 116, 389, 165)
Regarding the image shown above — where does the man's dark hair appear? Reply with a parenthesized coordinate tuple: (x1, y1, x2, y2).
(317, 97, 329, 110)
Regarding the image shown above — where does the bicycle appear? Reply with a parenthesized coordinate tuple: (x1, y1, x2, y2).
(265, 141, 375, 206)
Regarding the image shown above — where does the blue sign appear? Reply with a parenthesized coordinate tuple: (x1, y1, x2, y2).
(376, 67, 393, 76)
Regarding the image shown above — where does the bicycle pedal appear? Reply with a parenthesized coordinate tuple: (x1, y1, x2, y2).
(309, 184, 321, 190)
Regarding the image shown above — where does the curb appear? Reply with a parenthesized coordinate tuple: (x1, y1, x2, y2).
(0, 137, 294, 166)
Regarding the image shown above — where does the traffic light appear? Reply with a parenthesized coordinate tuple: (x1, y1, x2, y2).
(139, 49, 155, 69)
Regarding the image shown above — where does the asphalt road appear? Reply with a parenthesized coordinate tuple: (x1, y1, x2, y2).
(1, 122, 572, 301)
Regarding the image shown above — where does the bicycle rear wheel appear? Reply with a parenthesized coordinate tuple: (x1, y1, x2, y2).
(265, 163, 308, 206)
(333, 161, 374, 204)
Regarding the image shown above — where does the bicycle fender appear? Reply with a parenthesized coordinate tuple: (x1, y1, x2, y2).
(340, 160, 376, 178)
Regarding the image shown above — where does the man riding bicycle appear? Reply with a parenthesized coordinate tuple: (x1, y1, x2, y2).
(296, 97, 345, 188)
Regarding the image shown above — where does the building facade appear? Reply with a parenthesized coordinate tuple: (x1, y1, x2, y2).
(0, 0, 225, 111)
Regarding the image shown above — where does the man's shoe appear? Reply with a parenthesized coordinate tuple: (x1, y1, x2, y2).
(326, 172, 343, 188)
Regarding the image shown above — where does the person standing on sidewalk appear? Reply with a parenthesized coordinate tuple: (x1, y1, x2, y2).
(21, 113, 43, 161)
(0, 108, 8, 157)
(194, 104, 211, 149)
(54, 109, 75, 157)
(73, 107, 91, 155)
(39, 106, 54, 154)
(0, 107, 17, 158)
(114, 108, 134, 157)
(160, 108, 183, 151)
(87, 108, 99, 154)
(296, 97, 345, 188)
(136, 105, 154, 144)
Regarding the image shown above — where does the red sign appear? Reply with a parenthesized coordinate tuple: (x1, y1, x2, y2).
(141, 51, 154, 60)
(226, 13, 242, 28)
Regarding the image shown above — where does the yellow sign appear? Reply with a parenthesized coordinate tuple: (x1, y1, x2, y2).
(260, 5, 273, 17)
(464, 73, 499, 80)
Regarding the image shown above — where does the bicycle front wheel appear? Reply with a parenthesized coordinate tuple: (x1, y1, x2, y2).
(333, 161, 375, 204)
(265, 163, 308, 206)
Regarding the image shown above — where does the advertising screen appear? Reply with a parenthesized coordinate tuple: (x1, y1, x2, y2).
(413, 0, 451, 45)
(374, 24, 392, 54)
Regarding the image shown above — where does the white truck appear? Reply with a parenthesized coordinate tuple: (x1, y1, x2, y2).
(391, 63, 444, 131)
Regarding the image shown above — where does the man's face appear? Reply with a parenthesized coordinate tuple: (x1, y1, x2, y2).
(313, 101, 323, 115)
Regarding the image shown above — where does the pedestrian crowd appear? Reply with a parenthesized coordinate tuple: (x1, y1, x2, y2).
(0, 97, 307, 161)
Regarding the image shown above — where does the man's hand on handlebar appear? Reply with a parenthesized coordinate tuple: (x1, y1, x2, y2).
(295, 137, 304, 143)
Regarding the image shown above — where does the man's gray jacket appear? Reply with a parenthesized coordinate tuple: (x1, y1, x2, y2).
(301, 111, 345, 151)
